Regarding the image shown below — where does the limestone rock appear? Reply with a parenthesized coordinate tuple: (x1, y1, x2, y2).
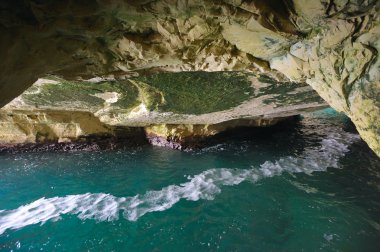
(270, 1, 380, 156)
(144, 118, 286, 150)
(0, 0, 378, 155)
(0, 73, 326, 146)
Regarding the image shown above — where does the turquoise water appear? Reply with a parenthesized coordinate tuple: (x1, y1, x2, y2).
(0, 109, 380, 251)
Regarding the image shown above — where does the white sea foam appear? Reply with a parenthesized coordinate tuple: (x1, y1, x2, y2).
(0, 130, 360, 235)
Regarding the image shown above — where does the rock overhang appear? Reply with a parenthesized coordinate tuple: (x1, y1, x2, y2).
(0, 0, 378, 156)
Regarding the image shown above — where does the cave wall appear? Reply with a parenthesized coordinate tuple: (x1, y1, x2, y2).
(0, 0, 379, 155)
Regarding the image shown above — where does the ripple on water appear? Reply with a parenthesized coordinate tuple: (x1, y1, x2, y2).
(0, 129, 360, 235)
(0, 109, 379, 251)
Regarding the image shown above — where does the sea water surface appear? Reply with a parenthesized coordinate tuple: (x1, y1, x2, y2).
(0, 109, 379, 251)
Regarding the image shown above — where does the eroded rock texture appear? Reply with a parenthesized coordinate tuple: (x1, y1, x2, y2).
(0, 73, 326, 146)
(0, 0, 379, 155)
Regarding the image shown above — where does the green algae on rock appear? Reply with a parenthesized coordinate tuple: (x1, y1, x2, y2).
(21, 79, 141, 113)
(132, 72, 254, 114)
(0, 0, 378, 156)
(0, 72, 327, 147)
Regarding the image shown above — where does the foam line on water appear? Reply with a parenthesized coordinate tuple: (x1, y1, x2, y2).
(0, 130, 360, 235)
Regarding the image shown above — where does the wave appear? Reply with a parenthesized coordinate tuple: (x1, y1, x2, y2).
(0, 130, 360, 235)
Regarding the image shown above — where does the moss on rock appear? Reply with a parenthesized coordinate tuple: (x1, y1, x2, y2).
(132, 71, 254, 114)
(22, 79, 141, 112)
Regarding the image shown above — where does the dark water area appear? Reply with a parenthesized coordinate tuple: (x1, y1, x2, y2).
(0, 109, 379, 251)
